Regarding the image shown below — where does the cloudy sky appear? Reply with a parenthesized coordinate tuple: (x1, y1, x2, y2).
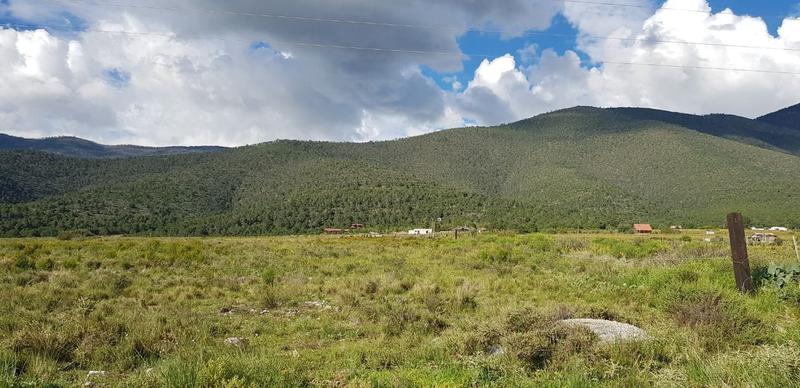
(1, 0, 800, 146)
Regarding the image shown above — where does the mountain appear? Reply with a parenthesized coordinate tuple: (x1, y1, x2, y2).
(0, 134, 226, 159)
(1, 105, 800, 236)
(757, 103, 800, 131)
(609, 107, 800, 155)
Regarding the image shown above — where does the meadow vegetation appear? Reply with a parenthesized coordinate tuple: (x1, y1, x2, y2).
(1, 231, 800, 386)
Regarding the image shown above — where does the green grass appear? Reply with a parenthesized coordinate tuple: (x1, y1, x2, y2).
(1, 231, 800, 386)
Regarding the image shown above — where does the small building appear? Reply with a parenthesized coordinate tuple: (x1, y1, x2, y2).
(705, 230, 716, 235)
(323, 228, 344, 235)
(769, 226, 789, 232)
(351, 223, 365, 229)
(750, 233, 778, 244)
(670, 225, 683, 230)
(633, 224, 653, 234)
(751, 227, 766, 231)
(408, 228, 433, 235)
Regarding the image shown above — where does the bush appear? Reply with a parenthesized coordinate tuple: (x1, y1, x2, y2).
(670, 292, 767, 351)
(34, 258, 55, 271)
(754, 263, 800, 289)
(463, 307, 598, 370)
(479, 246, 517, 264)
(260, 268, 276, 287)
(591, 238, 669, 259)
(14, 256, 34, 270)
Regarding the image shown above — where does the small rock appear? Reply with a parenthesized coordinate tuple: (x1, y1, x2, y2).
(86, 370, 107, 378)
(560, 319, 647, 343)
(224, 337, 246, 347)
(304, 300, 333, 310)
(260, 309, 269, 315)
(488, 345, 505, 356)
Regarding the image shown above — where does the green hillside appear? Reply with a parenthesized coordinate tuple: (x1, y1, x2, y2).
(0, 134, 226, 159)
(758, 103, 800, 131)
(2, 106, 800, 236)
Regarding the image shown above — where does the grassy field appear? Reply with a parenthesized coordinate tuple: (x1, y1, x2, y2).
(1, 231, 800, 387)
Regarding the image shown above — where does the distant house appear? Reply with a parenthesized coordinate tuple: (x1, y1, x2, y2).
(769, 226, 789, 232)
(408, 228, 433, 235)
(750, 233, 778, 244)
(751, 227, 766, 231)
(323, 228, 344, 235)
(705, 230, 716, 235)
(351, 223, 365, 229)
(633, 224, 653, 234)
(670, 225, 683, 230)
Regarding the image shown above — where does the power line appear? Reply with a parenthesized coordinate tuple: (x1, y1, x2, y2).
(2, 22, 800, 76)
(37, 0, 800, 53)
(49, 0, 790, 17)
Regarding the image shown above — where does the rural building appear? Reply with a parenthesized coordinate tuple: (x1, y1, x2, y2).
(749, 233, 778, 244)
(769, 226, 789, 232)
(351, 223, 365, 229)
(706, 230, 716, 235)
(323, 228, 345, 235)
(408, 228, 433, 235)
(633, 224, 653, 234)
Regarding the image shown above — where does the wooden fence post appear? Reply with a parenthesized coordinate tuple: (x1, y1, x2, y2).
(727, 213, 754, 293)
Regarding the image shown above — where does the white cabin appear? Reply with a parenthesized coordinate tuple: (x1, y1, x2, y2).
(408, 228, 433, 235)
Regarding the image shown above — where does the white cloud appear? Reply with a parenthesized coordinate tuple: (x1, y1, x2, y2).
(1, 0, 800, 145)
(453, 0, 800, 125)
(0, 0, 567, 145)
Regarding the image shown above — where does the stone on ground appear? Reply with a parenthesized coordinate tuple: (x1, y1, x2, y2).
(560, 319, 647, 343)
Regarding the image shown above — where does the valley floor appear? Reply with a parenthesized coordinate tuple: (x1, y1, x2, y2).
(1, 231, 800, 386)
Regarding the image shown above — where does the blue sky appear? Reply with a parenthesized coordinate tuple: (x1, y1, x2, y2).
(426, 0, 800, 95)
(1, 0, 800, 145)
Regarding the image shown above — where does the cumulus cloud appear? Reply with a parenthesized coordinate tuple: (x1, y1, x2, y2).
(1, 0, 800, 145)
(0, 0, 564, 145)
(453, 0, 800, 124)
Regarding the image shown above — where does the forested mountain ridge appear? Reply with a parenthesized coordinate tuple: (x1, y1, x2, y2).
(0, 134, 226, 159)
(757, 103, 800, 132)
(1, 104, 800, 236)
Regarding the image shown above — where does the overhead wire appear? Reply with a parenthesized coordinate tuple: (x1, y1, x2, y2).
(27, 0, 800, 53)
(3, 21, 799, 76)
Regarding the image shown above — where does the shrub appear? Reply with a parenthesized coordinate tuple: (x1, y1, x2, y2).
(670, 293, 767, 351)
(34, 258, 55, 271)
(12, 323, 82, 363)
(754, 263, 800, 289)
(463, 307, 598, 370)
(479, 246, 517, 264)
(14, 256, 34, 270)
(260, 268, 276, 287)
(591, 238, 669, 259)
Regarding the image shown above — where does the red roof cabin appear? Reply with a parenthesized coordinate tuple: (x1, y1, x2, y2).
(633, 224, 653, 234)
(323, 228, 345, 235)
(351, 223, 365, 229)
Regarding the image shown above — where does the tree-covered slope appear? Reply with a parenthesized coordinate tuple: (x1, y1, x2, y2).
(757, 103, 800, 131)
(610, 107, 800, 155)
(2, 106, 800, 236)
(0, 134, 226, 159)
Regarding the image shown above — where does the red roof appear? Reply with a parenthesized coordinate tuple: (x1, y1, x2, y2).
(633, 224, 653, 232)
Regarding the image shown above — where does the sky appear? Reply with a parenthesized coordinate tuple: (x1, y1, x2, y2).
(1, 0, 800, 146)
